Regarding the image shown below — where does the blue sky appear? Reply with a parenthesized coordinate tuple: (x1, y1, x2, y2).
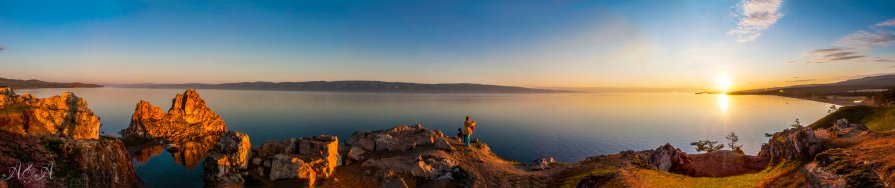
(1, 0, 894, 89)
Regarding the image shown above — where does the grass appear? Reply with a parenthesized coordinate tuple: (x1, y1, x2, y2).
(625, 162, 801, 188)
(557, 166, 618, 188)
(809, 106, 895, 132)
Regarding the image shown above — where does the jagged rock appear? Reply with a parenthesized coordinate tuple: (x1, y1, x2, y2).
(203, 153, 245, 187)
(529, 157, 556, 171)
(120, 89, 227, 142)
(216, 131, 252, 169)
(202, 131, 252, 186)
(621, 143, 691, 172)
(758, 126, 822, 165)
(434, 137, 453, 151)
(831, 118, 869, 137)
(347, 146, 367, 161)
(69, 139, 142, 187)
(346, 124, 444, 153)
(377, 169, 409, 188)
(0, 88, 101, 140)
(269, 154, 316, 185)
(802, 162, 847, 188)
(362, 154, 458, 178)
(254, 135, 339, 183)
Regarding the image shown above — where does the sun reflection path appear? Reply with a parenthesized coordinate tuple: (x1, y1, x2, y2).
(717, 94, 729, 115)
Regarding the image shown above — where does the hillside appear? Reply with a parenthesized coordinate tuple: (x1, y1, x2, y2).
(732, 74, 895, 96)
(0, 77, 101, 88)
(114, 81, 567, 93)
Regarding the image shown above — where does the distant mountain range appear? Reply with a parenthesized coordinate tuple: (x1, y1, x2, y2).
(0, 77, 102, 88)
(113, 81, 569, 93)
(732, 74, 895, 95)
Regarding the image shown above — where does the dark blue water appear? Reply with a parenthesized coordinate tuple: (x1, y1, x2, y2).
(18, 88, 833, 187)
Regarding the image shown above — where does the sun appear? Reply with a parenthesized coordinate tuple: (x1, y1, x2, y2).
(715, 74, 733, 93)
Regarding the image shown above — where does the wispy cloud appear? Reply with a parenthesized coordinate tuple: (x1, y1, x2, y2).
(876, 18, 895, 27)
(795, 18, 895, 63)
(728, 0, 784, 43)
(786, 79, 817, 82)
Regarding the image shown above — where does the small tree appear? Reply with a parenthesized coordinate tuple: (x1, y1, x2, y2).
(690, 139, 724, 153)
(726, 132, 744, 154)
(790, 118, 801, 128)
(828, 105, 838, 114)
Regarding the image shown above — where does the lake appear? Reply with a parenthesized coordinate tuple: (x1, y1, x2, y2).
(17, 88, 833, 187)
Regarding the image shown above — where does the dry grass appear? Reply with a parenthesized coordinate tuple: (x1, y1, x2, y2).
(618, 162, 801, 188)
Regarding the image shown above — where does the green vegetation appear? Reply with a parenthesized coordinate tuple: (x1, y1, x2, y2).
(629, 161, 801, 187)
(690, 139, 724, 153)
(814, 148, 883, 187)
(557, 166, 618, 188)
(808, 105, 895, 132)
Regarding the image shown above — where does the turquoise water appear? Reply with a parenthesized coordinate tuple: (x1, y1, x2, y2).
(18, 88, 833, 187)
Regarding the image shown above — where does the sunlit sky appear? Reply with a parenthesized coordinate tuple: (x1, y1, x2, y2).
(1, 0, 894, 90)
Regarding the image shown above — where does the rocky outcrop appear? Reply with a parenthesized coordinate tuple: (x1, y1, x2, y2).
(831, 118, 869, 137)
(120, 89, 227, 142)
(0, 87, 101, 140)
(0, 132, 141, 187)
(248, 135, 339, 185)
(621, 143, 692, 172)
(530, 157, 556, 171)
(344, 124, 445, 165)
(202, 131, 251, 187)
(758, 126, 822, 165)
(361, 154, 458, 178)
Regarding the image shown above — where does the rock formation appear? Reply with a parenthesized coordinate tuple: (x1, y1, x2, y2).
(529, 157, 556, 171)
(0, 87, 101, 140)
(343, 124, 445, 164)
(0, 88, 140, 187)
(203, 131, 252, 187)
(758, 126, 822, 165)
(620, 143, 692, 172)
(120, 89, 227, 142)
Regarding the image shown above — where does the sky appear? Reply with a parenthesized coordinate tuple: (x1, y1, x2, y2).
(1, 0, 894, 90)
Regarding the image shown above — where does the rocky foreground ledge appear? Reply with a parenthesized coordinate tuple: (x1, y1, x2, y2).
(0, 87, 140, 187)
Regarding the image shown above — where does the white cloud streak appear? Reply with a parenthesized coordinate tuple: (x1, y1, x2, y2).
(796, 18, 895, 63)
(728, 0, 784, 43)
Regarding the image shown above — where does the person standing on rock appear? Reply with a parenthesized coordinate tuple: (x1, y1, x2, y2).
(464, 116, 476, 146)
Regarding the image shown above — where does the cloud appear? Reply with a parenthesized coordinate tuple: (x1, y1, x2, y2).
(795, 18, 895, 63)
(728, 0, 784, 43)
(876, 18, 895, 27)
(787, 79, 817, 82)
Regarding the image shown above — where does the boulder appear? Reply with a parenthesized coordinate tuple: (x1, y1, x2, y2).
(434, 137, 453, 151)
(269, 154, 317, 185)
(802, 162, 847, 188)
(68, 139, 142, 187)
(0, 88, 101, 140)
(347, 146, 367, 161)
(120, 89, 227, 142)
(362, 154, 458, 178)
(203, 153, 245, 187)
(346, 124, 444, 153)
(529, 157, 556, 171)
(620, 143, 691, 172)
(758, 127, 822, 165)
(378, 169, 409, 188)
(216, 131, 252, 169)
(830, 118, 869, 137)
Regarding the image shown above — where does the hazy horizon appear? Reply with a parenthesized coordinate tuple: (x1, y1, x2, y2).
(2, 0, 894, 91)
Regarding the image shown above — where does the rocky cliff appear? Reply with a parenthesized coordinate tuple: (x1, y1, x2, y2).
(120, 89, 227, 142)
(0, 87, 140, 187)
(0, 87, 101, 140)
(758, 126, 823, 165)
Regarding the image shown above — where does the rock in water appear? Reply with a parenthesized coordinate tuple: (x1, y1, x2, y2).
(0, 87, 101, 140)
(120, 89, 227, 141)
(203, 131, 252, 186)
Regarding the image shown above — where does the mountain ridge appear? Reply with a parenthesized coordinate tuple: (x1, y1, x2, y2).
(112, 80, 570, 93)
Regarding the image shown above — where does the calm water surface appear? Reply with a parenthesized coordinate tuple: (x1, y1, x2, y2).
(18, 88, 833, 187)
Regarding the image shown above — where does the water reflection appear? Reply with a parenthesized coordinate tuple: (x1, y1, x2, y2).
(128, 135, 220, 168)
(717, 94, 729, 115)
